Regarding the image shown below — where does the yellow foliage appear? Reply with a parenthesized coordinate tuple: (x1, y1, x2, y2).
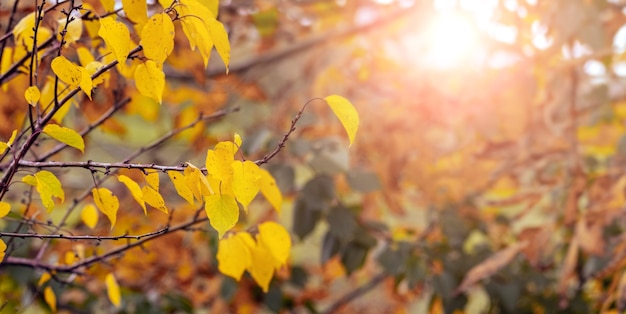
(92, 188, 119, 229)
(231, 160, 261, 211)
(205, 194, 239, 238)
(140, 13, 175, 65)
(81, 204, 98, 229)
(98, 17, 131, 64)
(22, 171, 64, 212)
(134, 60, 165, 104)
(324, 95, 359, 145)
(118, 175, 147, 215)
(42, 124, 85, 153)
(105, 273, 122, 308)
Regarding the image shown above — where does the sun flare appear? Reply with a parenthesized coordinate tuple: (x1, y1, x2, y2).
(425, 12, 480, 68)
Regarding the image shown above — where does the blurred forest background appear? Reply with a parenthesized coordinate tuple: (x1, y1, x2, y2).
(4, 0, 626, 313)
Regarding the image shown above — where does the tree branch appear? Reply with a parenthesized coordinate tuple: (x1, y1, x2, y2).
(321, 272, 387, 314)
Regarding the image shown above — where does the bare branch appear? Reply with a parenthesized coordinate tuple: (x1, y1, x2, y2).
(255, 98, 322, 165)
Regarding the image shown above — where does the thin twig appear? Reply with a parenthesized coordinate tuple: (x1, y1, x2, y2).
(0, 226, 170, 241)
(2, 213, 209, 273)
(255, 98, 323, 165)
(321, 272, 387, 314)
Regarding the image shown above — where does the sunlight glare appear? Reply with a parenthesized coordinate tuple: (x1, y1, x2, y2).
(425, 13, 479, 69)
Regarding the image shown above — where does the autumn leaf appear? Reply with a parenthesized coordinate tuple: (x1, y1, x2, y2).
(0, 129, 16, 155)
(168, 171, 194, 205)
(184, 163, 213, 200)
(57, 17, 83, 46)
(217, 232, 253, 280)
(140, 13, 175, 65)
(117, 175, 147, 215)
(208, 18, 230, 71)
(24, 86, 40, 106)
(13, 12, 52, 50)
(206, 146, 234, 183)
(122, 0, 148, 26)
(42, 124, 85, 153)
(51, 56, 93, 99)
(142, 186, 168, 214)
(44, 286, 56, 313)
(257, 221, 291, 267)
(324, 95, 359, 146)
(92, 188, 119, 229)
(0, 239, 5, 261)
(98, 16, 131, 63)
(247, 244, 276, 292)
(134, 60, 165, 104)
(38, 272, 51, 287)
(81, 204, 98, 229)
(231, 160, 261, 211)
(205, 194, 239, 238)
(144, 170, 160, 190)
(105, 273, 122, 308)
(22, 171, 64, 212)
(0, 201, 10, 218)
(178, 0, 214, 67)
(259, 169, 282, 213)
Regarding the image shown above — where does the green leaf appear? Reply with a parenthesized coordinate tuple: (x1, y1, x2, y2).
(324, 95, 359, 146)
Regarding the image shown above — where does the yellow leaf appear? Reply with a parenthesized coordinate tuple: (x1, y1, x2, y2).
(231, 160, 261, 211)
(178, 0, 213, 67)
(217, 233, 252, 280)
(117, 175, 147, 215)
(134, 60, 165, 104)
(140, 13, 175, 65)
(51, 56, 93, 99)
(144, 170, 160, 190)
(105, 273, 122, 308)
(168, 171, 194, 205)
(122, 0, 148, 25)
(65, 251, 79, 265)
(38, 272, 51, 287)
(206, 147, 234, 183)
(81, 204, 98, 229)
(100, 0, 115, 12)
(13, 12, 53, 51)
(197, 0, 219, 17)
(7, 130, 16, 147)
(44, 286, 56, 313)
(76, 46, 96, 66)
(324, 95, 359, 146)
(247, 244, 276, 292)
(259, 169, 282, 213)
(92, 188, 119, 229)
(0, 201, 10, 218)
(215, 140, 239, 156)
(234, 133, 242, 147)
(57, 18, 83, 46)
(0, 239, 5, 261)
(22, 171, 64, 212)
(98, 16, 131, 63)
(142, 186, 168, 214)
(258, 221, 291, 266)
(42, 124, 85, 153)
(86, 61, 108, 87)
(184, 163, 213, 201)
(205, 194, 239, 238)
(24, 86, 40, 106)
(0, 143, 7, 155)
(208, 18, 230, 71)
